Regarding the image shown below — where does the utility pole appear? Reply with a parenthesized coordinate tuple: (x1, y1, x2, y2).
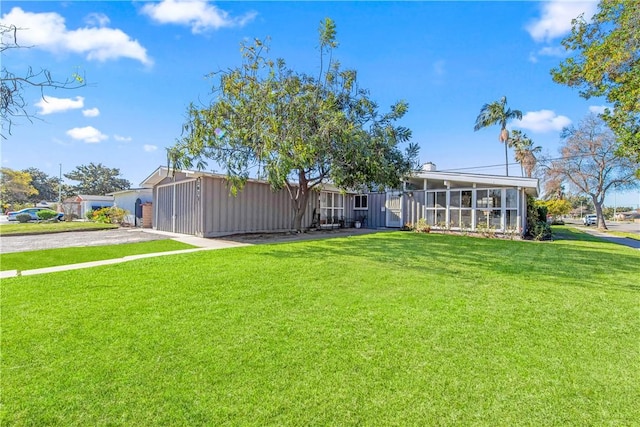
(58, 163, 62, 205)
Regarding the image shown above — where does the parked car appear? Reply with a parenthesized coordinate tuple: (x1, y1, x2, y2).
(7, 207, 64, 221)
(583, 214, 597, 226)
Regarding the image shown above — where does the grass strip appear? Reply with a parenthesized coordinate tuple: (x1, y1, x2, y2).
(0, 239, 195, 271)
(0, 221, 118, 236)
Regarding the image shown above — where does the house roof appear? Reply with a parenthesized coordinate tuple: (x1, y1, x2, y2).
(407, 170, 539, 197)
(107, 188, 153, 196)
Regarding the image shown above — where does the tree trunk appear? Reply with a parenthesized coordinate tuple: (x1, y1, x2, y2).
(289, 170, 312, 232)
(592, 196, 608, 230)
(504, 142, 509, 176)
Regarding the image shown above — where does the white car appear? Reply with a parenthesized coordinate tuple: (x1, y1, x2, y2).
(583, 214, 597, 226)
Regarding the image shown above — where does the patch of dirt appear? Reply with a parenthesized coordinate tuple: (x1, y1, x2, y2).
(221, 228, 383, 244)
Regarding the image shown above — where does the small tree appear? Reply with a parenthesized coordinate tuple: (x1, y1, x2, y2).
(510, 130, 542, 178)
(546, 115, 639, 229)
(168, 19, 418, 231)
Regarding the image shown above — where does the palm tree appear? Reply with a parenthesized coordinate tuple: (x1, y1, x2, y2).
(474, 96, 523, 176)
(510, 129, 542, 177)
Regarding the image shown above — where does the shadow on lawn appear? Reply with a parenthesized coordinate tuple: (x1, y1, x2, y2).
(255, 231, 640, 293)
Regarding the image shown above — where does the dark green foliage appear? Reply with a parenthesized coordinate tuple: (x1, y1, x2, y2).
(15, 213, 31, 223)
(526, 196, 552, 240)
(64, 163, 131, 196)
(551, 0, 640, 165)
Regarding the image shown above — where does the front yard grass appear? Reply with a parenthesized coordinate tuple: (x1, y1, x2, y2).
(0, 221, 117, 236)
(2, 231, 639, 425)
(0, 240, 196, 272)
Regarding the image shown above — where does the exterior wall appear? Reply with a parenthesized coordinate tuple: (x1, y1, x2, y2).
(112, 189, 153, 226)
(366, 193, 387, 228)
(152, 173, 315, 237)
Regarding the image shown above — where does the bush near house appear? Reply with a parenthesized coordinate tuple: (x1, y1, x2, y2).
(88, 207, 128, 225)
(526, 197, 552, 240)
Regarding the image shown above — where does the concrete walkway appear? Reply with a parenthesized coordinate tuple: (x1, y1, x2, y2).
(575, 226, 640, 250)
(0, 231, 250, 279)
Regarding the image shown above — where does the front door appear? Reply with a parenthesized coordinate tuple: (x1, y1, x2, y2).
(385, 191, 403, 228)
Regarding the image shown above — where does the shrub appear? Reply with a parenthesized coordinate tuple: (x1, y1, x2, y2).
(16, 213, 31, 223)
(85, 209, 95, 221)
(413, 218, 431, 233)
(531, 221, 552, 241)
(90, 207, 128, 224)
(36, 210, 59, 221)
(525, 196, 552, 240)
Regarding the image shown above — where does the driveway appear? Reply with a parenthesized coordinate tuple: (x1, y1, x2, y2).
(0, 228, 171, 254)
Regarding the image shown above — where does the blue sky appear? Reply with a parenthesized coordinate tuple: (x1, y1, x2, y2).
(2, 0, 638, 208)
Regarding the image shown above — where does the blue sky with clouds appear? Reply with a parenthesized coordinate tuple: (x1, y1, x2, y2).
(2, 0, 638, 207)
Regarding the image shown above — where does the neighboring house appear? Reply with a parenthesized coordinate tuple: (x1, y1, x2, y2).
(107, 188, 153, 226)
(62, 195, 114, 220)
(141, 164, 538, 237)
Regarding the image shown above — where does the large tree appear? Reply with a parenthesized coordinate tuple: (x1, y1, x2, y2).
(546, 115, 638, 229)
(1, 23, 85, 139)
(0, 167, 37, 205)
(168, 19, 418, 231)
(473, 96, 523, 176)
(551, 0, 640, 167)
(22, 167, 62, 203)
(64, 163, 131, 196)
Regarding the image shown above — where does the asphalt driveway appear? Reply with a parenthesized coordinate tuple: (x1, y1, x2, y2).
(0, 228, 171, 254)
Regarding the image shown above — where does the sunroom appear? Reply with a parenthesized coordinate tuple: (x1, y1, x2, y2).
(401, 169, 539, 233)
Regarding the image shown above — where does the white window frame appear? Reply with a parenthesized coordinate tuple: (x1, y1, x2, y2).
(354, 194, 368, 210)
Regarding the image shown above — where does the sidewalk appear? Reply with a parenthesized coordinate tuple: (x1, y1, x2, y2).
(575, 226, 640, 250)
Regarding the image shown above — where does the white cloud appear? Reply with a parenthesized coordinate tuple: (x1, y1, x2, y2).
(589, 105, 608, 114)
(66, 126, 108, 143)
(85, 13, 110, 27)
(141, 0, 257, 34)
(143, 144, 158, 152)
(526, 1, 598, 43)
(1, 7, 152, 65)
(82, 107, 100, 117)
(35, 96, 84, 115)
(114, 135, 132, 142)
(516, 110, 572, 133)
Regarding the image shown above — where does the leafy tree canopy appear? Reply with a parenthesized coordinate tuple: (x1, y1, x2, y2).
(22, 167, 62, 203)
(551, 0, 640, 166)
(0, 167, 37, 205)
(168, 18, 419, 231)
(64, 163, 131, 196)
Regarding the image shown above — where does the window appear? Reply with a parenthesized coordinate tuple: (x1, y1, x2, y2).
(320, 192, 344, 224)
(425, 190, 447, 227)
(354, 194, 368, 210)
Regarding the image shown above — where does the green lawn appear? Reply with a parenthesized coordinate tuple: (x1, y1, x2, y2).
(0, 240, 196, 272)
(2, 230, 639, 425)
(0, 221, 117, 235)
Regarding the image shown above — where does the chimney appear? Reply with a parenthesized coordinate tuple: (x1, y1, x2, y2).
(422, 162, 436, 172)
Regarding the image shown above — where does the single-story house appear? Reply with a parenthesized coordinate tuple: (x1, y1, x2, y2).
(62, 195, 114, 220)
(107, 188, 153, 226)
(141, 164, 538, 237)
